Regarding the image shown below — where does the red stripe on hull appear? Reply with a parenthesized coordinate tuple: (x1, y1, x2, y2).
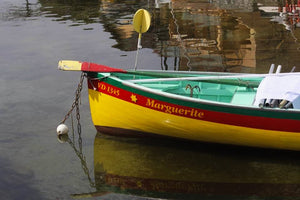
(88, 80, 300, 133)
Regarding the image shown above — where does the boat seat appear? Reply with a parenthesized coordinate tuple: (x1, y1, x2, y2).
(231, 90, 256, 105)
(139, 83, 179, 91)
(194, 88, 234, 103)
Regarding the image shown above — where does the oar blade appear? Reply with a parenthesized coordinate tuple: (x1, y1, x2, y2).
(58, 60, 82, 71)
(133, 9, 151, 34)
(58, 60, 126, 73)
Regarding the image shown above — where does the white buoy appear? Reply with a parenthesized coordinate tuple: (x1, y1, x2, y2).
(56, 124, 69, 135)
(56, 124, 69, 143)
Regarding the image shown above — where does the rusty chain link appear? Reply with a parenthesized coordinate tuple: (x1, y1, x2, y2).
(59, 71, 85, 154)
(59, 72, 95, 188)
(60, 72, 86, 124)
(67, 137, 96, 188)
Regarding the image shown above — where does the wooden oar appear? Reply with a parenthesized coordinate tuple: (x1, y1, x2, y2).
(58, 60, 247, 84)
(133, 9, 151, 70)
(58, 60, 258, 87)
(58, 60, 300, 79)
(58, 60, 127, 73)
(58, 60, 238, 76)
(58, 60, 300, 88)
(58, 60, 237, 77)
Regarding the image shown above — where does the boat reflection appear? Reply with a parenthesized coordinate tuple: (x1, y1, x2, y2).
(92, 132, 300, 199)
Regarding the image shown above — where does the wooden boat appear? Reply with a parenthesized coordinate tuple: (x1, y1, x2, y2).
(58, 60, 300, 151)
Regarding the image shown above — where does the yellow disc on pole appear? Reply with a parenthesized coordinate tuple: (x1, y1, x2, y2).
(133, 9, 151, 34)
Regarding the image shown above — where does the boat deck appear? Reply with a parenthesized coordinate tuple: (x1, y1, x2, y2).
(112, 72, 260, 106)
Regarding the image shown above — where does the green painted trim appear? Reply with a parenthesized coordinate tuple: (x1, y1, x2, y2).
(89, 72, 300, 120)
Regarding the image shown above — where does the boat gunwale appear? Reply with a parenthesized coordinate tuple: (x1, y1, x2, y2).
(100, 73, 300, 114)
(126, 69, 243, 76)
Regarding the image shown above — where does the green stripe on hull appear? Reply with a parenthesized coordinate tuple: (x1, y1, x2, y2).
(89, 72, 300, 120)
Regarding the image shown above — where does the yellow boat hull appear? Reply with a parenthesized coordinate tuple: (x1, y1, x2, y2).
(88, 89, 300, 150)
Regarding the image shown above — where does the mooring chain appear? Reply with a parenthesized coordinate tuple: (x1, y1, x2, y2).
(56, 73, 110, 138)
(58, 72, 85, 153)
(56, 73, 113, 189)
(75, 73, 83, 151)
(55, 72, 96, 188)
(67, 138, 96, 188)
(60, 72, 86, 125)
(57, 72, 85, 149)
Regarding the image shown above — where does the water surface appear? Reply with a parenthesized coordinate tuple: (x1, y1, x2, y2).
(0, 0, 300, 199)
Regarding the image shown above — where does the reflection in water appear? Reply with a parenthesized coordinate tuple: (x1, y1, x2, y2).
(2, 0, 300, 199)
(4, 0, 300, 72)
(88, 133, 300, 199)
(153, 2, 257, 72)
(0, 1, 40, 20)
(38, 0, 101, 27)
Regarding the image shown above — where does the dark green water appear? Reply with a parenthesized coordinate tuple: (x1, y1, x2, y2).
(0, 0, 300, 199)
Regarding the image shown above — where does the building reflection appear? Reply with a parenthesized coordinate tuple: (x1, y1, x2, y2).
(96, 0, 260, 72)
(152, 0, 257, 72)
(33, 0, 300, 72)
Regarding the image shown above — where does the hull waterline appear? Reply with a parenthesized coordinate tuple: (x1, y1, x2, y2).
(87, 74, 300, 151)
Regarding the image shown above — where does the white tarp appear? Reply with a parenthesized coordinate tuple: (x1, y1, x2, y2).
(253, 75, 300, 108)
